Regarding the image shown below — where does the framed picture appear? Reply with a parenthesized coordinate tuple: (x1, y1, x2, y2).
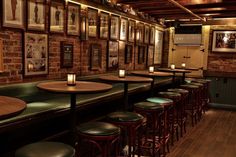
(60, 41, 73, 68)
(147, 46, 154, 66)
(110, 15, 120, 40)
(24, 32, 48, 76)
(120, 18, 128, 41)
(50, 0, 65, 33)
(125, 44, 133, 64)
(138, 46, 145, 64)
(137, 23, 144, 43)
(90, 43, 102, 70)
(99, 12, 109, 39)
(2, 0, 25, 29)
(27, 0, 46, 31)
(154, 30, 164, 64)
(67, 2, 80, 36)
(150, 26, 155, 45)
(88, 8, 98, 38)
(128, 20, 135, 42)
(212, 30, 236, 52)
(144, 25, 150, 44)
(107, 41, 119, 70)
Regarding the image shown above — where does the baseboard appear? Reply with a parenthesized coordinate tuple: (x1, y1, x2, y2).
(208, 103, 236, 111)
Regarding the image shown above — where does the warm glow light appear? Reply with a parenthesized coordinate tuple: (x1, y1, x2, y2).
(119, 69, 125, 78)
(171, 64, 175, 70)
(67, 73, 76, 86)
(181, 63, 186, 68)
(149, 66, 154, 73)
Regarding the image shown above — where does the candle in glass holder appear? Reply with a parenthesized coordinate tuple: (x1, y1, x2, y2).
(119, 69, 125, 78)
(170, 64, 175, 70)
(149, 66, 154, 73)
(181, 63, 186, 68)
(67, 73, 76, 86)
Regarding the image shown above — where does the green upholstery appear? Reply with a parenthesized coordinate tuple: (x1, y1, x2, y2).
(180, 84, 198, 89)
(15, 142, 75, 157)
(158, 91, 181, 97)
(167, 88, 189, 94)
(188, 82, 204, 87)
(107, 112, 143, 122)
(77, 122, 120, 136)
(134, 101, 164, 110)
(146, 97, 173, 105)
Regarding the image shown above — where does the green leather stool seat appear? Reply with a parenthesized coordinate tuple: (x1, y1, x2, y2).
(15, 142, 75, 157)
(77, 122, 120, 136)
(146, 97, 173, 107)
(188, 82, 204, 87)
(180, 84, 198, 89)
(134, 101, 164, 111)
(158, 91, 181, 97)
(167, 88, 189, 94)
(107, 111, 143, 122)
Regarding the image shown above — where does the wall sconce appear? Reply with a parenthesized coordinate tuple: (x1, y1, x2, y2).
(181, 62, 186, 68)
(80, 16, 88, 41)
(67, 73, 76, 86)
(118, 69, 125, 78)
(149, 66, 154, 73)
(170, 64, 175, 70)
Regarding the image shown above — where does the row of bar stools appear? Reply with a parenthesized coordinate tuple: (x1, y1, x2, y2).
(145, 97, 173, 157)
(134, 101, 164, 157)
(77, 122, 120, 157)
(15, 142, 75, 157)
(167, 88, 189, 137)
(107, 111, 144, 157)
(157, 92, 181, 145)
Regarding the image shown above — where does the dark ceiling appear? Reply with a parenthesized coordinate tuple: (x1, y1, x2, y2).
(116, 0, 236, 22)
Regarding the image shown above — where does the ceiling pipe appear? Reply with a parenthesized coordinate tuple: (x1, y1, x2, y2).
(167, 0, 206, 22)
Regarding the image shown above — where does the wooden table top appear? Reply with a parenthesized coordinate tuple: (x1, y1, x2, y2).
(131, 71, 173, 77)
(157, 68, 191, 73)
(0, 96, 26, 120)
(37, 81, 112, 94)
(100, 75, 153, 83)
(176, 67, 200, 71)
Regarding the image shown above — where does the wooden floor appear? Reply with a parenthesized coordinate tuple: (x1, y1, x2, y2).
(167, 109, 236, 157)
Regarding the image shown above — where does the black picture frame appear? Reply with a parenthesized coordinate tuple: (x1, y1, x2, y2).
(150, 26, 155, 45)
(147, 45, 154, 66)
(138, 46, 145, 64)
(110, 14, 120, 40)
(88, 8, 98, 38)
(120, 17, 128, 41)
(60, 41, 73, 68)
(144, 25, 150, 44)
(67, 2, 80, 36)
(128, 20, 135, 42)
(107, 41, 119, 70)
(99, 11, 109, 39)
(90, 43, 102, 70)
(125, 44, 133, 64)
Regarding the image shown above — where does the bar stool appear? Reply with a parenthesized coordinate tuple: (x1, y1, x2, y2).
(167, 88, 189, 137)
(15, 142, 75, 157)
(180, 84, 199, 126)
(134, 101, 164, 157)
(77, 122, 120, 157)
(157, 92, 181, 145)
(145, 97, 173, 157)
(107, 111, 144, 157)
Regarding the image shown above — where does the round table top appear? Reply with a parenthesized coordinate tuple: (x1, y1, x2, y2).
(100, 75, 153, 83)
(157, 68, 191, 73)
(176, 67, 200, 71)
(0, 96, 26, 120)
(131, 71, 173, 77)
(37, 81, 112, 94)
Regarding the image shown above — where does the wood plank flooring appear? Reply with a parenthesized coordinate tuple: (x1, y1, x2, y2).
(167, 109, 236, 157)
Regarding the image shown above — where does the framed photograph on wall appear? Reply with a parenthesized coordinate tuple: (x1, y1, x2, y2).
(137, 23, 144, 43)
(50, 0, 65, 33)
(150, 26, 155, 45)
(120, 18, 128, 41)
(125, 44, 133, 64)
(99, 12, 109, 39)
(27, 0, 46, 31)
(110, 15, 120, 40)
(212, 30, 236, 52)
(107, 41, 119, 70)
(154, 30, 163, 64)
(128, 20, 135, 42)
(2, 0, 25, 29)
(67, 2, 80, 36)
(88, 8, 98, 38)
(60, 41, 73, 68)
(138, 46, 145, 64)
(147, 45, 154, 66)
(90, 43, 102, 70)
(24, 32, 48, 76)
(144, 25, 150, 44)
